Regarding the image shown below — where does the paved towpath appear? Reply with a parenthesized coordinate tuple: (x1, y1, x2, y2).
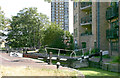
(0, 51, 85, 77)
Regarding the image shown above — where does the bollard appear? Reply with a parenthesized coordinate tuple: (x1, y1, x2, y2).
(57, 56, 60, 62)
(49, 52, 52, 65)
(56, 62, 60, 69)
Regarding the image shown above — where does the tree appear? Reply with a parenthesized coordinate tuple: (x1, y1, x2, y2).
(64, 31, 75, 50)
(43, 23, 74, 51)
(7, 7, 49, 48)
(44, 0, 81, 3)
(43, 23, 65, 49)
(0, 6, 10, 30)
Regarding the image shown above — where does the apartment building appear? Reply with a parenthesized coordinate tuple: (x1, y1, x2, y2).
(73, 1, 119, 56)
(51, 0, 69, 31)
(106, 2, 119, 55)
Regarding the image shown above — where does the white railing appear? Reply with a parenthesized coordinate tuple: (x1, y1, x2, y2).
(45, 47, 92, 58)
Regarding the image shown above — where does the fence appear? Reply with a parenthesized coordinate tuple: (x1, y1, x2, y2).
(45, 47, 92, 58)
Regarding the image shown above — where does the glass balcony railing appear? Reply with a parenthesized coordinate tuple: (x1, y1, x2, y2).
(81, 14, 92, 25)
(106, 28, 119, 39)
(106, 5, 118, 20)
(81, 2, 92, 9)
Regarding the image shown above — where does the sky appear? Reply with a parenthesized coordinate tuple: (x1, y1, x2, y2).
(0, 0, 73, 33)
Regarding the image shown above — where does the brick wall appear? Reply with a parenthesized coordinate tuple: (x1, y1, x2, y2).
(99, 2, 109, 51)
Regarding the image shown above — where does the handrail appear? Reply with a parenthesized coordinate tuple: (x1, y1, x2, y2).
(45, 47, 92, 58)
(45, 47, 74, 57)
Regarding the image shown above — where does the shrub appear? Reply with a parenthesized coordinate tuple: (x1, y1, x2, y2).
(91, 48, 100, 54)
(84, 51, 89, 56)
(112, 56, 120, 63)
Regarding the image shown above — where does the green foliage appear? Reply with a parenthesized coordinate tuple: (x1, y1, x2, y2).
(64, 31, 75, 50)
(43, 23, 74, 50)
(91, 48, 100, 54)
(112, 56, 120, 63)
(102, 55, 110, 58)
(7, 7, 49, 48)
(84, 51, 89, 56)
(78, 68, 119, 76)
(43, 23, 65, 49)
(44, 0, 52, 3)
(0, 6, 10, 30)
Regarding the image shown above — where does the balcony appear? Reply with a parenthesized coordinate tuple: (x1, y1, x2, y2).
(106, 29, 119, 39)
(81, 32, 92, 36)
(80, 2, 92, 11)
(81, 14, 92, 26)
(106, 5, 118, 20)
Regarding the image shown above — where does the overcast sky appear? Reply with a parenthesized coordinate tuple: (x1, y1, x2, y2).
(0, 0, 73, 33)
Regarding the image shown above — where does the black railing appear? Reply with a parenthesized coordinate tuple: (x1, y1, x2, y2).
(81, 14, 92, 25)
(106, 5, 118, 20)
(81, 2, 92, 8)
(106, 28, 119, 39)
(81, 32, 92, 36)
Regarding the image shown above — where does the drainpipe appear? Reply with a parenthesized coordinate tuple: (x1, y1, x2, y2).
(97, 1, 100, 50)
(118, 1, 120, 54)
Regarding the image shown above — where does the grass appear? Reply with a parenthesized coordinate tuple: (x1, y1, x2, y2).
(78, 67, 120, 76)
(0, 65, 78, 76)
(94, 55, 110, 59)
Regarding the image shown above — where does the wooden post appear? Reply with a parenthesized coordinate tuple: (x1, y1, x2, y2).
(45, 48, 47, 55)
(89, 48, 91, 54)
(58, 49, 60, 56)
(82, 49, 84, 56)
(49, 52, 52, 65)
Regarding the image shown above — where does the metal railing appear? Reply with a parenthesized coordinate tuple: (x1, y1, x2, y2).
(106, 28, 119, 39)
(81, 14, 92, 25)
(106, 5, 118, 20)
(81, 32, 92, 36)
(45, 47, 92, 58)
(81, 2, 92, 8)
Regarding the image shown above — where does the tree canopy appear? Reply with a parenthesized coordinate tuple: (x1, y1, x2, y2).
(43, 23, 74, 50)
(43, 23, 65, 49)
(0, 6, 10, 30)
(7, 7, 49, 48)
(7, 7, 74, 51)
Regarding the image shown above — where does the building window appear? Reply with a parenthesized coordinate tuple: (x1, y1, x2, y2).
(82, 42, 86, 48)
(74, 28, 77, 37)
(74, 2, 76, 9)
(74, 2, 78, 10)
(94, 42, 97, 49)
(74, 15, 75, 23)
(76, 13, 78, 22)
(76, 2, 78, 7)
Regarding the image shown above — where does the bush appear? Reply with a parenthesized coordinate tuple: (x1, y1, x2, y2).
(76, 50, 82, 56)
(112, 56, 120, 63)
(91, 48, 100, 54)
(102, 55, 110, 58)
(84, 51, 89, 56)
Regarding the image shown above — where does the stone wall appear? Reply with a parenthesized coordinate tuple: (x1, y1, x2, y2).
(66, 58, 89, 68)
(65, 58, 120, 73)
(102, 63, 120, 73)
